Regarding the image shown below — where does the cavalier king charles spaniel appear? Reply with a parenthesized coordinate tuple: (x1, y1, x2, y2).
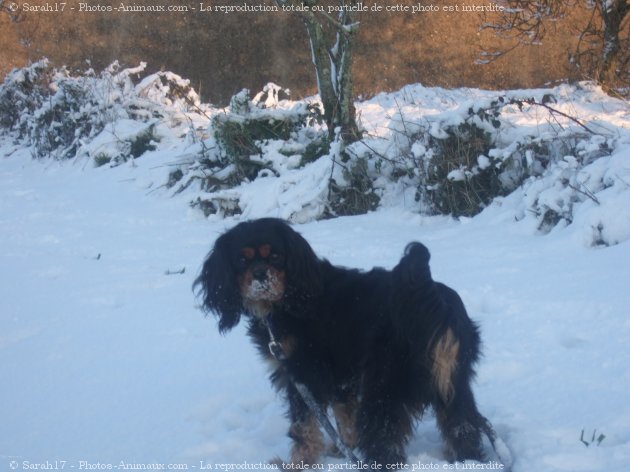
(195, 218, 496, 467)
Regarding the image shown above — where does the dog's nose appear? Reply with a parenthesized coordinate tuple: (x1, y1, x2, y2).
(252, 267, 268, 281)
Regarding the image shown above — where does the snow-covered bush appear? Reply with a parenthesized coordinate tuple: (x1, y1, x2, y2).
(90, 121, 161, 167)
(213, 87, 323, 172)
(327, 157, 380, 217)
(421, 121, 501, 217)
(2, 62, 628, 244)
(345, 98, 509, 218)
(0, 59, 52, 138)
(28, 69, 109, 159)
(357, 90, 623, 233)
(188, 85, 330, 217)
(135, 70, 201, 112)
(517, 134, 624, 244)
(185, 82, 625, 229)
(0, 61, 201, 163)
(0, 61, 139, 159)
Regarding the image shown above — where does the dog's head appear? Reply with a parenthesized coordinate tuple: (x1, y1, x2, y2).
(194, 218, 322, 332)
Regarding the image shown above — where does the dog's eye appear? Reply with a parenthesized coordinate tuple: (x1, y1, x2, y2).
(269, 253, 284, 266)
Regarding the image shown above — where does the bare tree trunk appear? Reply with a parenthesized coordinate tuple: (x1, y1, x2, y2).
(301, 11, 339, 138)
(598, 0, 629, 85)
(278, 0, 361, 146)
(335, 20, 360, 144)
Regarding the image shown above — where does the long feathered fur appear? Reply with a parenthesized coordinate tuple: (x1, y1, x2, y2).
(195, 218, 496, 466)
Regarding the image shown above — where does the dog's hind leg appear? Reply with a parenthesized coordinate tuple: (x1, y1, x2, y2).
(430, 331, 492, 462)
(433, 383, 495, 462)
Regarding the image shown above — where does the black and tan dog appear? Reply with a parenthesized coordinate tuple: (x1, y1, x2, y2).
(195, 218, 496, 467)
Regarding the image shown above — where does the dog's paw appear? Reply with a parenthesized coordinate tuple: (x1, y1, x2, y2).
(326, 444, 344, 458)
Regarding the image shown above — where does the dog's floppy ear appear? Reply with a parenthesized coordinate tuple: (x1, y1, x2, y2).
(281, 222, 323, 298)
(194, 231, 242, 333)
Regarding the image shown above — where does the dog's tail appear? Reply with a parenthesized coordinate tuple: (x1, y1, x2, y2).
(393, 242, 433, 287)
(391, 242, 451, 348)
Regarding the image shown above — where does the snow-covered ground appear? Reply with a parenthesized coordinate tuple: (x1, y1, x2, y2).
(1, 80, 630, 472)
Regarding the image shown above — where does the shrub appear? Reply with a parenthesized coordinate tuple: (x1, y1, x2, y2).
(327, 157, 380, 217)
(29, 73, 104, 159)
(93, 152, 112, 167)
(0, 61, 182, 162)
(0, 59, 52, 138)
(190, 195, 242, 218)
(212, 88, 323, 180)
(129, 124, 159, 158)
(424, 121, 501, 217)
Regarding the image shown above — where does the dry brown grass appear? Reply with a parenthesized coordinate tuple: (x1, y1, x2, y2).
(0, 1, 598, 104)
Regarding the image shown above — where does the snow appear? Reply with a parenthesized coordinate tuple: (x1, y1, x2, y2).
(1, 77, 630, 471)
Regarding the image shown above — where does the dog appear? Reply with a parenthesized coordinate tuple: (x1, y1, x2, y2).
(194, 218, 496, 467)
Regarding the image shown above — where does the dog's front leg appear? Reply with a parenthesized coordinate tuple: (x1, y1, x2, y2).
(285, 383, 326, 468)
(332, 398, 359, 451)
(356, 349, 413, 468)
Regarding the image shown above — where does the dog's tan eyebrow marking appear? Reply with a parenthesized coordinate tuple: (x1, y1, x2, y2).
(258, 244, 271, 258)
(241, 247, 256, 260)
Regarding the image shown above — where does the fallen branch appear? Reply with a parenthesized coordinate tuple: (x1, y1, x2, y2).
(567, 182, 600, 205)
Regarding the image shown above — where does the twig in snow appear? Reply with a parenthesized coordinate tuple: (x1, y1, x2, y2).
(567, 183, 601, 205)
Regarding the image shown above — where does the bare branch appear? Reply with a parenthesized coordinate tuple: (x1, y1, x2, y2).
(481, 1, 629, 90)
(522, 98, 595, 134)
